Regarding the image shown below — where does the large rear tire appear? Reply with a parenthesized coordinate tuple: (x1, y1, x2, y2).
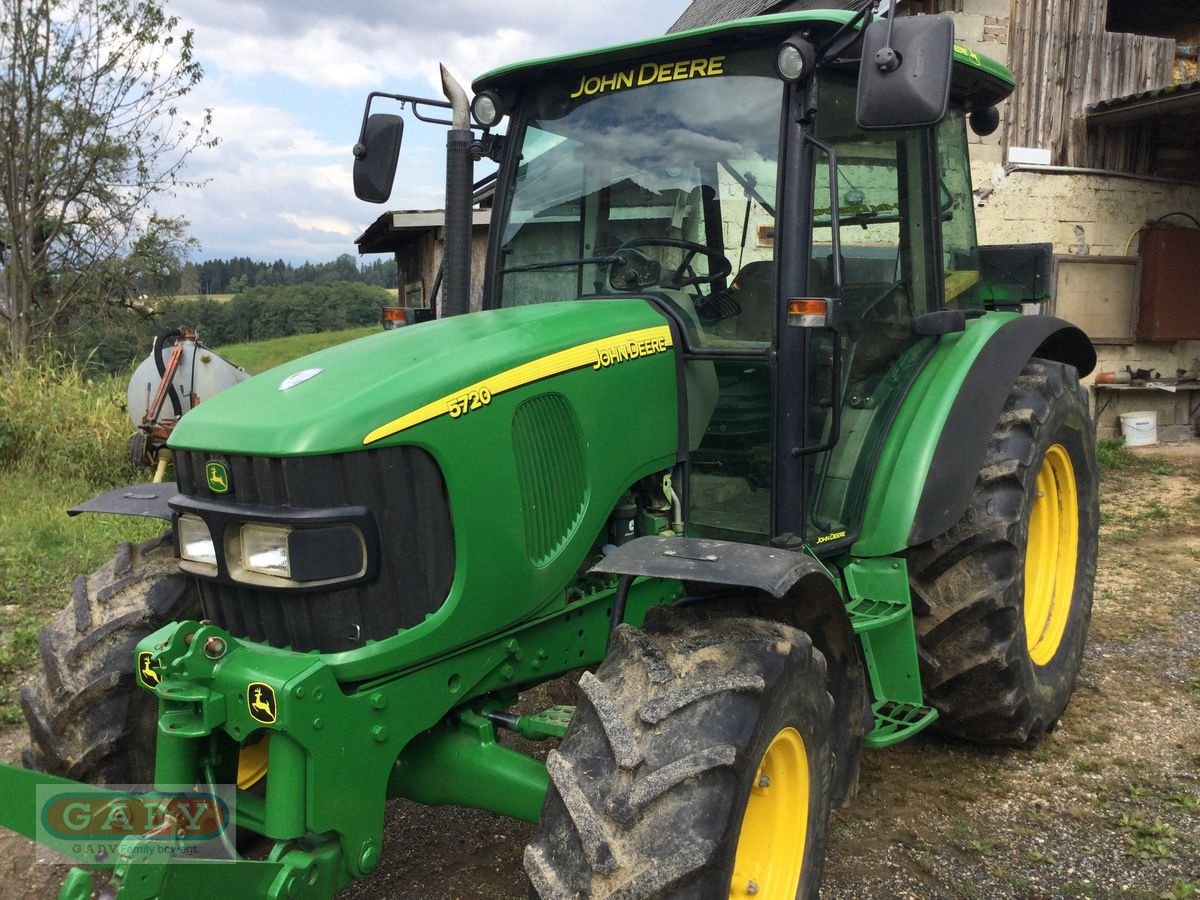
(20, 532, 198, 783)
(524, 606, 834, 899)
(908, 358, 1098, 745)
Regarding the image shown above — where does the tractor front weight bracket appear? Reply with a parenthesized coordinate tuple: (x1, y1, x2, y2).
(56, 834, 346, 900)
(133, 619, 410, 885)
(113, 614, 576, 897)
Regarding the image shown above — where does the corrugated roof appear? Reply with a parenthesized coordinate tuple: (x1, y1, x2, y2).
(669, 0, 861, 33)
(1087, 80, 1200, 125)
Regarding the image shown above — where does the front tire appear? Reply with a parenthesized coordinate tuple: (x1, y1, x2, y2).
(908, 358, 1099, 745)
(20, 533, 198, 783)
(525, 606, 834, 899)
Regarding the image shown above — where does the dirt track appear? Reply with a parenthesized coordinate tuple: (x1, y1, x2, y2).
(3, 443, 1198, 899)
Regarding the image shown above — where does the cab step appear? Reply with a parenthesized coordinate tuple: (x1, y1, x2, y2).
(864, 699, 938, 748)
(844, 593, 909, 633)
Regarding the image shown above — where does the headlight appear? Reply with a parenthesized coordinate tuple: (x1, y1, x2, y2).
(178, 514, 217, 570)
(233, 522, 367, 586)
(171, 498, 376, 589)
(241, 524, 292, 578)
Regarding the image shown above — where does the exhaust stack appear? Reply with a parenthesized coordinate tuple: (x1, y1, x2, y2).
(440, 64, 473, 318)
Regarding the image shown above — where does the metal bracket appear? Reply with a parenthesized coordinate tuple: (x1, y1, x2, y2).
(68, 481, 176, 519)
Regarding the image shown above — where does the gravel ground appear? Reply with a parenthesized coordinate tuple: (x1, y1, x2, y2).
(2, 443, 1198, 899)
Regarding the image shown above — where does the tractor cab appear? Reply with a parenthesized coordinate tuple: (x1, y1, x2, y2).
(359, 9, 1013, 554)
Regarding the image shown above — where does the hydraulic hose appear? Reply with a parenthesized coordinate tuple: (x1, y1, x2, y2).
(152, 328, 185, 418)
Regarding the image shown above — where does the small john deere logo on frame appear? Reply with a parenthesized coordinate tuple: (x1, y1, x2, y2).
(205, 461, 230, 494)
(138, 651, 161, 687)
(247, 682, 277, 724)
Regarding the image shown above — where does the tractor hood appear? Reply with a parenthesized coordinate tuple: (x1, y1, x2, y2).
(168, 298, 673, 457)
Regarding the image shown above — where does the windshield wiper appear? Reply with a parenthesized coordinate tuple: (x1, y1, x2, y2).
(500, 255, 621, 274)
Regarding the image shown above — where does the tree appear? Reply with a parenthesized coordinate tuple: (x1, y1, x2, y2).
(177, 261, 199, 296)
(0, 0, 215, 359)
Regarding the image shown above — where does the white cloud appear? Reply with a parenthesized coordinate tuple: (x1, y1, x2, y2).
(173, 1, 689, 89)
(156, 1, 693, 263)
(278, 211, 359, 237)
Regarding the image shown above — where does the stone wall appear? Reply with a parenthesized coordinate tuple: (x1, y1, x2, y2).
(953, 0, 1012, 176)
(975, 168, 1200, 439)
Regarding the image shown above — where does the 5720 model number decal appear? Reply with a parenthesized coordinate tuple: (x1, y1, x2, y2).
(363, 325, 673, 445)
(448, 387, 493, 418)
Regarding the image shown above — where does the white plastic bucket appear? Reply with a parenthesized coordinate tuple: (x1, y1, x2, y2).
(1119, 410, 1158, 446)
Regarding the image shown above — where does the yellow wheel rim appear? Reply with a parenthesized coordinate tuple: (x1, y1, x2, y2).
(729, 727, 808, 899)
(237, 735, 269, 790)
(1024, 444, 1079, 666)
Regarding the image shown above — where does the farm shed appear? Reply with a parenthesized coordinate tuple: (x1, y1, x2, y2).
(355, 209, 491, 313)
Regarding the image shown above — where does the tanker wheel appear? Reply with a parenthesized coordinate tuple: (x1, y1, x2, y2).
(20, 533, 198, 783)
(126, 431, 151, 470)
(908, 358, 1099, 746)
(525, 606, 834, 899)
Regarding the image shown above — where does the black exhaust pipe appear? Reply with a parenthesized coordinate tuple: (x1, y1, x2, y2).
(440, 65, 473, 318)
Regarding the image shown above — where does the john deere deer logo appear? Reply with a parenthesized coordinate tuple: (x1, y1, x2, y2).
(137, 651, 160, 687)
(205, 461, 230, 494)
(247, 683, 277, 724)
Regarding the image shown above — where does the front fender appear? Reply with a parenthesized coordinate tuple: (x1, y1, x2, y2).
(67, 481, 175, 520)
(853, 313, 1094, 557)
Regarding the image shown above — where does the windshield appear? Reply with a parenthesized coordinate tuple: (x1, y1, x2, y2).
(495, 48, 784, 349)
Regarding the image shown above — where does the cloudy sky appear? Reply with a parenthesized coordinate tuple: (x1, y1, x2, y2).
(157, 1, 691, 265)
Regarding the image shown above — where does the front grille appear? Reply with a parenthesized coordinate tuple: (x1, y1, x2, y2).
(175, 446, 454, 653)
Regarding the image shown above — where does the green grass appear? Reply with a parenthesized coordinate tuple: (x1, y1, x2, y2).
(1097, 436, 1137, 471)
(0, 357, 163, 720)
(216, 325, 376, 374)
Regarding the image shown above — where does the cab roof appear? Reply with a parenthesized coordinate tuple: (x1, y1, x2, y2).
(474, 10, 1014, 110)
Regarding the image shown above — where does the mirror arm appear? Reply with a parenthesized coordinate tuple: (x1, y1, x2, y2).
(874, 1, 902, 73)
(354, 90, 456, 158)
(816, 0, 874, 66)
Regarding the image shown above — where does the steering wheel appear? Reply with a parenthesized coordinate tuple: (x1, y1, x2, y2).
(608, 238, 732, 291)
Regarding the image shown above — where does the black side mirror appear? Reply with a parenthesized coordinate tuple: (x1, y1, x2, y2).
(353, 114, 405, 203)
(856, 15, 954, 130)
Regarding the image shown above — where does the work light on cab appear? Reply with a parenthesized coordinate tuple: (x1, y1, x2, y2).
(471, 90, 504, 127)
(776, 36, 815, 83)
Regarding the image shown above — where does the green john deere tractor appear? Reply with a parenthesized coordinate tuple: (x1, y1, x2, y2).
(1, 6, 1098, 898)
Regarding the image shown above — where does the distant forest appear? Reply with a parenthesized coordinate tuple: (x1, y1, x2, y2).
(180, 254, 397, 295)
(65, 254, 400, 375)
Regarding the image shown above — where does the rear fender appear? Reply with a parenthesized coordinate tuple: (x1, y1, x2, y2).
(853, 314, 1094, 558)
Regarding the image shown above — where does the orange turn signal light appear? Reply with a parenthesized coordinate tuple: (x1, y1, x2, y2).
(381, 306, 408, 330)
(787, 298, 828, 328)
